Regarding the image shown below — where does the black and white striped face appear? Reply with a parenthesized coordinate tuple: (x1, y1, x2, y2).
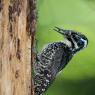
(69, 31, 88, 51)
(54, 27, 88, 53)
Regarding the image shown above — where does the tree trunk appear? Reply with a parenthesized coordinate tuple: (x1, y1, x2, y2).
(0, 0, 36, 95)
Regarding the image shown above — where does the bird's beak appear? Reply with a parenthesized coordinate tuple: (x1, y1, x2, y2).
(53, 26, 67, 35)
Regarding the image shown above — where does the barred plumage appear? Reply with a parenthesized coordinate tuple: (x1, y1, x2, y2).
(34, 27, 88, 95)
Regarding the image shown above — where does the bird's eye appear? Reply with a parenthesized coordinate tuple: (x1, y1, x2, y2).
(72, 34, 80, 41)
(77, 40, 84, 46)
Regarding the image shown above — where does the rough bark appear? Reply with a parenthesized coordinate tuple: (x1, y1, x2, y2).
(0, 0, 36, 95)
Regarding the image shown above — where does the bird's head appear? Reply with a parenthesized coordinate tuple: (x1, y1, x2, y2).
(54, 27, 88, 53)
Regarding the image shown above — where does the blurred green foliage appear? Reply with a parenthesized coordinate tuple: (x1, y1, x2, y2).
(36, 0, 95, 95)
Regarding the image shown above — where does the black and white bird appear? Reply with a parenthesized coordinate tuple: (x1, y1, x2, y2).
(34, 27, 88, 95)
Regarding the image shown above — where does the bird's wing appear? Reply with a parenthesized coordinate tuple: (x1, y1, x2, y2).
(34, 42, 72, 94)
(50, 44, 67, 76)
(40, 42, 70, 76)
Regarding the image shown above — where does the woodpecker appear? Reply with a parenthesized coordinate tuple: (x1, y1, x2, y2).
(34, 27, 88, 95)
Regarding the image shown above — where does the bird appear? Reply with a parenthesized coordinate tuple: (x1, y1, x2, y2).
(33, 27, 88, 95)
